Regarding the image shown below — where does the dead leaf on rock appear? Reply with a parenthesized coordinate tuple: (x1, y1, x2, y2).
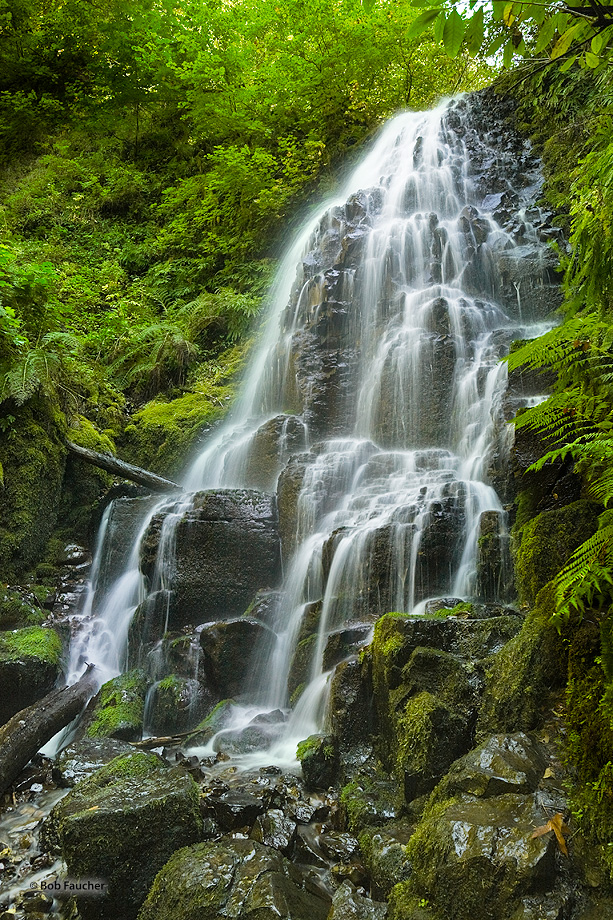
(530, 813, 569, 856)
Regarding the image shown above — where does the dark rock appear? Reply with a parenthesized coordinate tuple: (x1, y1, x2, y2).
(328, 658, 373, 753)
(323, 624, 372, 671)
(327, 880, 388, 919)
(144, 675, 210, 735)
(476, 509, 512, 603)
(240, 415, 307, 492)
(95, 496, 158, 604)
(140, 490, 281, 627)
(277, 454, 309, 562)
(0, 627, 62, 725)
(435, 732, 548, 800)
(359, 822, 413, 898)
(42, 752, 202, 920)
(138, 838, 331, 920)
(207, 790, 266, 831)
(200, 618, 271, 700)
(297, 735, 339, 791)
(251, 809, 297, 856)
(53, 737, 133, 787)
(317, 831, 359, 862)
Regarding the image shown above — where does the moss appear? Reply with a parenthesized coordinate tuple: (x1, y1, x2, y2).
(0, 586, 46, 629)
(0, 400, 66, 582)
(119, 343, 247, 477)
(86, 668, 148, 741)
(340, 768, 403, 834)
(513, 499, 599, 606)
(476, 580, 566, 738)
(297, 733, 338, 790)
(0, 625, 62, 665)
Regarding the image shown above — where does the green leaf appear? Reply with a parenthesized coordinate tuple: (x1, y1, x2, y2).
(559, 54, 576, 72)
(591, 31, 609, 54)
(503, 36, 514, 67)
(434, 10, 446, 42)
(407, 8, 443, 39)
(534, 16, 556, 54)
(465, 6, 484, 55)
(492, 1, 506, 22)
(503, 2, 516, 27)
(443, 8, 465, 57)
(551, 22, 583, 59)
(362, 0, 376, 10)
(410, 0, 444, 7)
(585, 50, 600, 68)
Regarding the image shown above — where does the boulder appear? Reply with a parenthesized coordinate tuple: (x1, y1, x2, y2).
(42, 752, 202, 920)
(142, 489, 282, 626)
(53, 737, 134, 787)
(137, 838, 331, 920)
(0, 626, 62, 725)
(85, 669, 148, 741)
(200, 617, 271, 700)
(239, 415, 307, 492)
(251, 809, 297, 856)
(297, 734, 339, 791)
(144, 675, 210, 735)
(391, 793, 558, 920)
(328, 881, 388, 920)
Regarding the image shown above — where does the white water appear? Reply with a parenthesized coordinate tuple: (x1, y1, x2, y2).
(64, 96, 554, 768)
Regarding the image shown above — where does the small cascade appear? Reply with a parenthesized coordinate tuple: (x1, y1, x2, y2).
(65, 92, 560, 767)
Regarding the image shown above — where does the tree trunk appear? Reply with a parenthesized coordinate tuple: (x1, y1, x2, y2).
(65, 441, 183, 494)
(0, 665, 98, 797)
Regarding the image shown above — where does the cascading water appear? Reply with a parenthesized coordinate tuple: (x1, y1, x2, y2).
(64, 93, 558, 767)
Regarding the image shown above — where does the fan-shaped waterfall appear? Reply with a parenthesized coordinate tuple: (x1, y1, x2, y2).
(65, 93, 559, 767)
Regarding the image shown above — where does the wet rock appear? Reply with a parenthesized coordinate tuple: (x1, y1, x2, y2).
(277, 454, 309, 562)
(297, 735, 339, 791)
(59, 544, 90, 566)
(434, 732, 547, 801)
(0, 627, 63, 725)
(251, 809, 297, 856)
(200, 618, 271, 700)
(185, 699, 236, 746)
(141, 490, 281, 627)
(84, 669, 148, 741)
(328, 657, 373, 754)
(127, 591, 172, 667)
(328, 880, 388, 919)
(144, 675, 209, 735)
(317, 831, 359, 862)
(359, 822, 413, 898)
(475, 509, 512, 603)
(95, 496, 158, 604)
(240, 415, 307, 492)
(42, 752, 202, 920)
(323, 624, 372, 671)
(53, 737, 134, 787)
(137, 838, 331, 920)
(207, 790, 266, 831)
(394, 794, 558, 920)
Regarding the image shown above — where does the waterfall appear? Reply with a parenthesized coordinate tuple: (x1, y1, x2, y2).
(65, 93, 557, 766)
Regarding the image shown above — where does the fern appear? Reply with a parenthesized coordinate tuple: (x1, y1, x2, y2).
(553, 522, 613, 626)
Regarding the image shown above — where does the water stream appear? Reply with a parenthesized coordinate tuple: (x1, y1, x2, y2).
(62, 93, 556, 769)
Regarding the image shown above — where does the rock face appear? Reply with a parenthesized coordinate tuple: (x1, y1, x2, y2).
(42, 752, 202, 920)
(137, 838, 332, 920)
(138, 489, 281, 628)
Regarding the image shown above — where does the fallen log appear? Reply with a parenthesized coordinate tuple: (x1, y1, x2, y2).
(65, 441, 183, 493)
(0, 664, 98, 797)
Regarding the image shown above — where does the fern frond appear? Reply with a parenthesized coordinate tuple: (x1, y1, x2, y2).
(553, 524, 613, 626)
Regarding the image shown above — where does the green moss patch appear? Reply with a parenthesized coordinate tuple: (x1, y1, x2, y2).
(86, 669, 148, 741)
(0, 625, 62, 665)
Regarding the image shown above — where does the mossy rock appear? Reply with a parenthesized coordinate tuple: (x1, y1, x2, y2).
(0, 400, 66, 582)
(145, 674, 209, 735)
(0, 625, 63, 724)
(138, 838, 331, 920)
(476, 581, 566, 738)
(340, 767, 402, 834)
(513, 499, 599, 606)
(0, 586, 46, 630)
(57, 415, 115, 543)
(185, 699, 236, 746)
(358, 820, 413, 898)
(43, 752, 203, 920)
(296, 734, 339, 791)
(86, 669, 148, 741)
(391, 793, 556, 920)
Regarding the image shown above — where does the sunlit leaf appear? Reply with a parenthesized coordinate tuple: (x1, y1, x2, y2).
(407, 8, 442, 39)
(585, 50, 600, 68)
(492, 1, 506, 22)
(503, 36, 514, 66)
(534, 16, 555, 54)
(433, 10, 446, 42)
(443, 8, 465, 57)
(559, 54, 576, 71)
(503, 3, 516, 27)
(465, 6, 484, 55)
(551, 22, 583, 59)
(410, 0, 444, 6)
(591, 31, 609, 54)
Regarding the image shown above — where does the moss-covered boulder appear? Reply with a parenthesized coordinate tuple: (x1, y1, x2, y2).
(358, 821, 413, 899)
(297, 734, 339, 791)
(137, 838, 331, 920)
(390, 793, 557, 920)
(144, 674, 209, 735)
(0, 586, 46, 630)
(43, 752, 202, 920)
(0, 626, 62, 724)
(0, 400, 66, 582)
(86, 669, 148, 741)
(327, 880, 388, 919)
(476, 581, 566, 738)
(53, 736, 134, 787)
(514, 499, 599, 606)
